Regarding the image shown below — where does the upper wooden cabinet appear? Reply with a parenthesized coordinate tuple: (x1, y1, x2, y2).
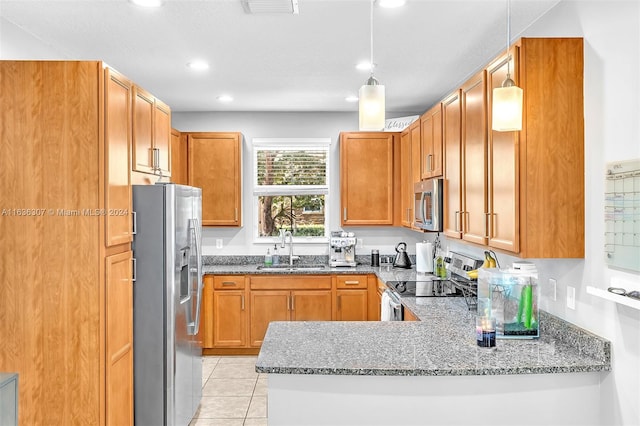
(132, 86, 171, 177)
(170, 128, 188, 185)
(104, 68, 133, 247)
(486, 38, 585, 258)
(340, 132, 399, 226)
(461, 71, 488, 246)
(421, 103, 443, 179)
(442, 90, 463, 239)
(187, 132, 243, 227)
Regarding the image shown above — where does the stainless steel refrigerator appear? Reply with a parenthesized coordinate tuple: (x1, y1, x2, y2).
(132, 183, 203, 426)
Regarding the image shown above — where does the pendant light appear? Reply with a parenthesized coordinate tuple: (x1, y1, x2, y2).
(492, 0, 523, 132)
(359, 0, 385, 131)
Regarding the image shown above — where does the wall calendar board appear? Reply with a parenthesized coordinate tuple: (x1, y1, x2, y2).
(605, 159, 640, 272)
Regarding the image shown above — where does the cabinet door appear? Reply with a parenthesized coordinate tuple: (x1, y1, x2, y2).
(201, 276, 214, 348)
(410, 119, 422, 185)
(486, 50, 520, 253)
(105, 250, 133, 426)
(153, 99, 171, 176)
(104, 68, 132, 247)
(249, 291, 289, 347)
(188, 133, 242, 226)
(399, 129, 413, 227)
(213, 290, 247, 348)
(132, 86, 154, 174)
(461, 71, 488, 246)
(340, 132, 396, 225)
(442, 90, 462, 239)
(171, 129, 188, 185)
(421, 103, 443, 179)
(291, 290, 332, 321)
(336, 289, 368, 321)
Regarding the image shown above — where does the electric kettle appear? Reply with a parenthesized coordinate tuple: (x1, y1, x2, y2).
(393, 242, 412, 269)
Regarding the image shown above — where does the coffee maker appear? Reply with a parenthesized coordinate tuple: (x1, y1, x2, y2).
(330, 231, 357, 267)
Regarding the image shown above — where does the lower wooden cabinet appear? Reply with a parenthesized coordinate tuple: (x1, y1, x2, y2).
(336, 289, 368, 321)
(403, 309, 419, 322)
(203, 273, 376, 352)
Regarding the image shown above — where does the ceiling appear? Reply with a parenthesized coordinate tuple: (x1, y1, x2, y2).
(0, 0, 561, 113)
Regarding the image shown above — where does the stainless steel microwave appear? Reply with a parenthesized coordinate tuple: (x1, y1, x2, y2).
(414, 178, 443, 232)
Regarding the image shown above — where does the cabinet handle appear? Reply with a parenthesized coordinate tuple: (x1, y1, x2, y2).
(241, 294, 245, 310)
(222, 281, 236, 286)
(484, 213, 490, 239)
(152, 148, 160, 170)
(337, 294, 341, 310)
(455, 211, 461, 232)
(428, 154, 433, 172)
(235, 208, 238, 222)
(287, 295, 291, 311)
(132, 258, 137, 283)
(344, 280, 360, 285)
(343, 208, 347, 221)
(132, 211, 137, 235)
(291, 294, 295, 311)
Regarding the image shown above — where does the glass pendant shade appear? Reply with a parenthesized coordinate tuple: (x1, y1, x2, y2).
(492, 84, 523, 131)
(359, 78, 385, 131)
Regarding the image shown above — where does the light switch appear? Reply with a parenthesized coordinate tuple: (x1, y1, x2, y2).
(216, 239, 223, 249)
(549, 278, 557, 301)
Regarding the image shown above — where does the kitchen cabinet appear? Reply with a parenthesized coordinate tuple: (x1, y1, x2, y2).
(400, 121, 422, 229)
(211, 276, 248, 348)
(0, 61, 133, 425)
(442, 90, 463, 239)
(421, 103, 443, 179)
(187, 132, 243, 226)
(340, 132, 400, 226)
(249, 275, 332, 347)
(170, 128, 188, 185)
(461, 71, 488, 246)
(485, 38, 585, 257)
(132, 85, 171, 177)
(335, 275, 368, 321)
(400, 128, 412, 227)
(403, 308, 419, 322)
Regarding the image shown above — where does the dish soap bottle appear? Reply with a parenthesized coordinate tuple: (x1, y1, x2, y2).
(264, 248, 273, 266)
(272, 244, 279, 265)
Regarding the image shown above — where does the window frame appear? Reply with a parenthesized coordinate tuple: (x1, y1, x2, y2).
(252, 137, 331, 244)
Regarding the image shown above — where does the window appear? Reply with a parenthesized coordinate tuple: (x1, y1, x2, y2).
(253, 138, 330, 242)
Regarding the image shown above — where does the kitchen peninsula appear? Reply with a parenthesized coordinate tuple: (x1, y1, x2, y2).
(205, 260, 610, 426)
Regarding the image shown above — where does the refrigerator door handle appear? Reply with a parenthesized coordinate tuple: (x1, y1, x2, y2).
(189, 218, 203, 335)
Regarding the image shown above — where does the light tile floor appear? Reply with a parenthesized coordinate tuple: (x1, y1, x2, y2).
(191, 356, 268, 426)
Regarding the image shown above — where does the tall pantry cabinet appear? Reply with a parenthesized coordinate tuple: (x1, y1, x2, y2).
(0, 61, 134, 425)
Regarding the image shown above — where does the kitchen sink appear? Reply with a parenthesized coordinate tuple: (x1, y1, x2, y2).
(256, 264, 328, 272)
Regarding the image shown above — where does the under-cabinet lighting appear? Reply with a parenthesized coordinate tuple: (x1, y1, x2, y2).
(217, 95, 234, 103)
(129, 0, 164, 8)
(187, 60, 210, 71)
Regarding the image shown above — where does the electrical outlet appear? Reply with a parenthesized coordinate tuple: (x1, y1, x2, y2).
(357, 238, 364, 249)
(549, 278, 557, 301)
(215, 239, 223, 249)
(567, 286, 576, 310)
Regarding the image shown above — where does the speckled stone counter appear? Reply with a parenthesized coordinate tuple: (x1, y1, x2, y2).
(256, 297, 610, 376)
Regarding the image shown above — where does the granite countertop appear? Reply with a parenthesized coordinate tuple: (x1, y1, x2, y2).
(203, 256, 611, 377)
(256, 297, 611, 376)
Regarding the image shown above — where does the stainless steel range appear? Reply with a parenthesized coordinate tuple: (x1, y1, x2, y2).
(446, 251, 483, 310)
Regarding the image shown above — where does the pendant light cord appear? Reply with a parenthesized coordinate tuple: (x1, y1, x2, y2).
(370, 0, 374, 77)
(506, 0, 511, 76)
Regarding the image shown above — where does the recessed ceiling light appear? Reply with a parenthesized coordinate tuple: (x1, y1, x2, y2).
(217, 95, 234, 103)
(129, 0, 164, 7)
(187, 60, 210, 71)
(378, 0, 406, 8)
(356, 61, 376, 72)
(345, 95, 359, 103)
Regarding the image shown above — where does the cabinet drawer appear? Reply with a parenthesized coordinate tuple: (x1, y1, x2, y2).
(213, 275, 245, 290)
(250, 275, 331, 290)
(336, 275, 368, 289)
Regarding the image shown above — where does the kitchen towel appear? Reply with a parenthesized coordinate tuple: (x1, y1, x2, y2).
(380, 291, 392, 321)
(416, 242, 434, 273)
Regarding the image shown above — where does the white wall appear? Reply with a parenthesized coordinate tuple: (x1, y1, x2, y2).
(3, 1, 640, 423)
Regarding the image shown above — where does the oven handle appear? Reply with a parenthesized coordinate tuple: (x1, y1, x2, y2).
(385, 290, 404, 321)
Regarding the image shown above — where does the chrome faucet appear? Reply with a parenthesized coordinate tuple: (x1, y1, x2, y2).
(281, 230, 299, 266)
